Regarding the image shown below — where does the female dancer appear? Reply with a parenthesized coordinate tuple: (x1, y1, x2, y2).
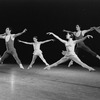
(44, 32, 95, 71)
(19, 36, 54, 69)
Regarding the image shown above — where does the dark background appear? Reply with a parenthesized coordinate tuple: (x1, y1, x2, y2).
(0, 0, 100, 67)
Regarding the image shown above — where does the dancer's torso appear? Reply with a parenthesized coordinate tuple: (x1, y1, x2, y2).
(5, 34, 15, 51)
(64, 41, 76, 56)
(75, 31, 83, 40)
(74, 31, 85, 47)
(33, 42, 42, 55)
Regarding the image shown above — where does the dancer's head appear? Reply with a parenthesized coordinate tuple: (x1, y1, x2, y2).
(76, 25, 81, 31)
(33, 36, 38, 42)
(5, 27, 11, 35)
(66, 32, 73, 39)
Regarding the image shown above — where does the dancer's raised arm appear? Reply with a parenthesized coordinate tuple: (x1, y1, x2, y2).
(75, 35, 93, 43)
(47, 32, 66, 43)
(18, 40, 33, 45)
(15, 29, 27, 37)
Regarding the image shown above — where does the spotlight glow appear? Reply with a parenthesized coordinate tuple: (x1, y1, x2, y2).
(10, 72, 15, 93)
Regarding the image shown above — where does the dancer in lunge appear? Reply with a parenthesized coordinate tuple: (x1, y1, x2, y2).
(44, 32, 95, 71)
(63, 25, 100, 67)
(0, 27, 27, 69)
(18, 36, 54, 69)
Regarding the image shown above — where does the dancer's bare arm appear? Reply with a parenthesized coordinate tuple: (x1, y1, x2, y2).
(46, 32, 66, 43)
(18, 40, 33, 45)
(15, 29, 27, 37)
(82, 27, 94, 36)
(75, 35, 93, 43)
(63, 29, 74, 33)
(0, 33, 6, 39)
(93, 26, 100, 33)
(63, 29, 76, 35)
(41, 39, 54, 44)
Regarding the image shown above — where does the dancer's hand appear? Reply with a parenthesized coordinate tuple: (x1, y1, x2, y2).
(23, 28, 27, 33)
(63, 29, 66, 32)
(46, 32, 53, 35)
(87, 35, 93, 39)
(90, 27, 94, 31)
(51, 39, 55, 41)
(18, 40, 22, 42)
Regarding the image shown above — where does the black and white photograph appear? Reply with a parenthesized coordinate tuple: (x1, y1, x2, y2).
(0, 0, 100, 100)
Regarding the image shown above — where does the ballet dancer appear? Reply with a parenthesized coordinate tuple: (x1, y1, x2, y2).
(44, 32, 95, 71)
(18, 36, 54, 69)
(63, 25, 100, 67)
(0, 27, 27, 69)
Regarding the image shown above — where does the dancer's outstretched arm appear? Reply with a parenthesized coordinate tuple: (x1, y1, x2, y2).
(93, 26, 100, 33)
(41, 39, 54, 44)
(18, 40, 33, 45)
(93, 26, 100, 29)
(63, 29, 74, 33)
(82, 27, 94, 36)
(15, 29, 27, 37)
(63, 30, 76, 35)
(46, 32, 66, 43)
(75, 35, 93, 43)
(0, 33, 6, 39)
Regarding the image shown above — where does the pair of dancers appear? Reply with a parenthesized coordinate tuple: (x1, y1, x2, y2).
(44, 25, 100, 71)
(0, 27, 54, 69)
(63, 25, 100, 67)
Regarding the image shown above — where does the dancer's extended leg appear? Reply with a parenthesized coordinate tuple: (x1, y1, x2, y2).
(70, 55, 95, 71)
(28, 55, 37, 69)
(80, 43, 100, 60)
(0, 51, 9, 63)
(39, 54, 49, 66)
(44, 56, 69, 70)
(12, 50, 24, 69)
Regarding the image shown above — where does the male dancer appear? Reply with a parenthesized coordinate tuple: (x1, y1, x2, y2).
(0, 27, 27, 69)
(44, 32, 95, 71)
(18, 36, 54, 69)
(63, 25, 100, 67)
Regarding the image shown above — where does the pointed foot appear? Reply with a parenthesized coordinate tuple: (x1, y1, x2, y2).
(44, 66, 51, 70)
(68, 60, 73, 67)
(27, 65, 32, 69)
(20, 66, 24, 69)
(89, 68, 95, 72)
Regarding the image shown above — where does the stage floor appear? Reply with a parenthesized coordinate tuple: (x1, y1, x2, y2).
(0, 64, 100, 100)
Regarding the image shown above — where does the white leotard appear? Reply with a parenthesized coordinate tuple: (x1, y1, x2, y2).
(64, 39, 76, 56)
(33, 42, 42, 55)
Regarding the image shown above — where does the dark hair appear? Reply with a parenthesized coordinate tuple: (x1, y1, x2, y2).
(6, 27, 13, 33)
(6, 27, 13, 31)
(33, 36, 38, 39)
(67, 32, 74, 39)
